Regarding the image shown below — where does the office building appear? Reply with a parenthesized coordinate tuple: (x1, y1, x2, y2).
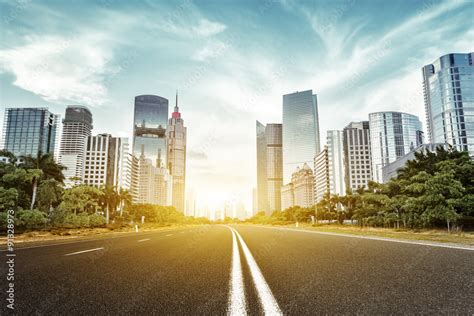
(256, 121, 268, 212)
(327, 130, 346, 196)
(342, 121, 372, 192)
(83, 134, 127, 188)
(281, 182, 294, 211)
(369, 112, 423, 183)
(381, 143, 449, 183)
(422, 53, 474, 157)
(133, 95, 169, 166)
(166, 93, 187, 213)
(137, 146, 172, 206)
(314, 147, 329, 203)
(256, 121, 283, 215)
(2, 107, 59, 158)
(292, 163, 314, 208)
(59, 105, 93, 187)
(282, 90, 320, 183)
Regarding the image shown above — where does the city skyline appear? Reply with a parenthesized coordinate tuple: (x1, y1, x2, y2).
(1, 0, 473, 211)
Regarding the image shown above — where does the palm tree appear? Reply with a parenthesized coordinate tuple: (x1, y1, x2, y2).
(100, 185, 119, 224)
(19, 152, 65, 210)
(118, 188, 133, 217)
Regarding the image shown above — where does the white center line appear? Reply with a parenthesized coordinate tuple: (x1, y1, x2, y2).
(166, 234, 173, 237)
(64, 247, 104, 257)
(227, 228, 247, 315)
(138, 239, 150, 242)
(229, 226, 282, 315)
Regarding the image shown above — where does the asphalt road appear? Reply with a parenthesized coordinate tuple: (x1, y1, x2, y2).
(1, 225, 473, 315)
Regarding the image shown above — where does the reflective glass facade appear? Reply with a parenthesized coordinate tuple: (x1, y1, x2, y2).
(132, 95, 169, 167)
(422, 53, 474, 156)
(2, 107, 59, 158)
(256, 121, 267, 212)
(282, 90, 320, 183)
(369, 112, 423, 183)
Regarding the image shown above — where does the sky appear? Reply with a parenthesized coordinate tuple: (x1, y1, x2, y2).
(0, 0, 473, 213)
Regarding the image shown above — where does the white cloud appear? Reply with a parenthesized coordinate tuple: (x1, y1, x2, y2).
(0, 33, 118, 107)
(192, 19, 226, 37)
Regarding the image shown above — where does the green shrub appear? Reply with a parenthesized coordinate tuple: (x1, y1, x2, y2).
(89, 214, 106, 227)
(15, 209, 48, 229)
(0, 212, 8, 231)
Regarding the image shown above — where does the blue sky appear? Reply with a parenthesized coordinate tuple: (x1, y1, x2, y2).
(0, 0, 473, 212)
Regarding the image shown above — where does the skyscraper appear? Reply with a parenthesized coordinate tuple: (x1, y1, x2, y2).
(133, 95, 169, 166)
(59, 105, 93, 187)
(369, 112, 423, 183)
(422, 52, 474, 157)
(132, 95, 169, 205)
(256, 121, 267, 212)
(327, 130, 346, 197)
(2, 107, 59, 158)
(282, 90, 320, 183)
(342, 121, 372, 192)
(255, 121, 283, 215)
(314, 146, 329, 203)
(83, 134, 125, 188)
(167, 92, 187, 213)
(266, 124, 283, 213)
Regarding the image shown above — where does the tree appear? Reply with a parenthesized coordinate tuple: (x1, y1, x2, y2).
(60, 185, 103, 215)
(19, 153, 65, 210)
(100, 186, 119, 224)
(0, 187, 18, 212)
(118, 188, 133, 217)
(37, 179, 63, 213)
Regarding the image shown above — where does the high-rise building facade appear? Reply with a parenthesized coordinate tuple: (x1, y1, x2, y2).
(2, 107, 59, 158)
(256, 121, 268, 212)
(255, 121, 283, 215)
(282, 90, 320, 183)
(314, 147, 329, 203)
(59, 105, 93, 187)
(369, 112, 423, 183)
(133, 95, 169, 167)
(266, 124, 283, 213)
(166, 93, 187, 213)
(292, 163, 314, 208)
(281, 183, 294, 211)
(327, 130, 346, 196)
(83, 134, 128, 188)
(422, 52, 474, 157)
(342, 122, 372, 192)
(138, 146, 172, 206)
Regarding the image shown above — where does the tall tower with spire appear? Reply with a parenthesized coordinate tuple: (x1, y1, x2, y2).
(166, 91, 187, 213)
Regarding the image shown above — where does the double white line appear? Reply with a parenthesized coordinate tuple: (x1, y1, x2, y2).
(226, 226, 282, 315)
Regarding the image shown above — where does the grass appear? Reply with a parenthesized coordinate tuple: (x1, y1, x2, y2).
(0, 223, 196, 245)
(286, 223, 474, 246)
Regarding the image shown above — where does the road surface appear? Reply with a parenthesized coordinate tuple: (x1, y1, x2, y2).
(1, 225, 473, 314)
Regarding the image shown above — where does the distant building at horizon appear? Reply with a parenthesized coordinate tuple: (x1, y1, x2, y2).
(167, 92, 187, 213)
(59, 105, 93, 187)
(369, 112, 423, 183)
(342, 121, 372, 192)
(255, 121, 283, 215)
(2, 107, 59, 159)
(282, 90, 320, 183)
(422, 52, 474, 157)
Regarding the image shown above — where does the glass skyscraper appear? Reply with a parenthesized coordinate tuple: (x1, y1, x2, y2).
(282, 90, 320, 183)
(132, 95, 169, 166)
(422, 52, 474, 157)
(369, 112, 423, 183)
(2, 107, 59, 158)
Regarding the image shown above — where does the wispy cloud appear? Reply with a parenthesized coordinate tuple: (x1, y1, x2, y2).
(0, 33, 118, 106)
